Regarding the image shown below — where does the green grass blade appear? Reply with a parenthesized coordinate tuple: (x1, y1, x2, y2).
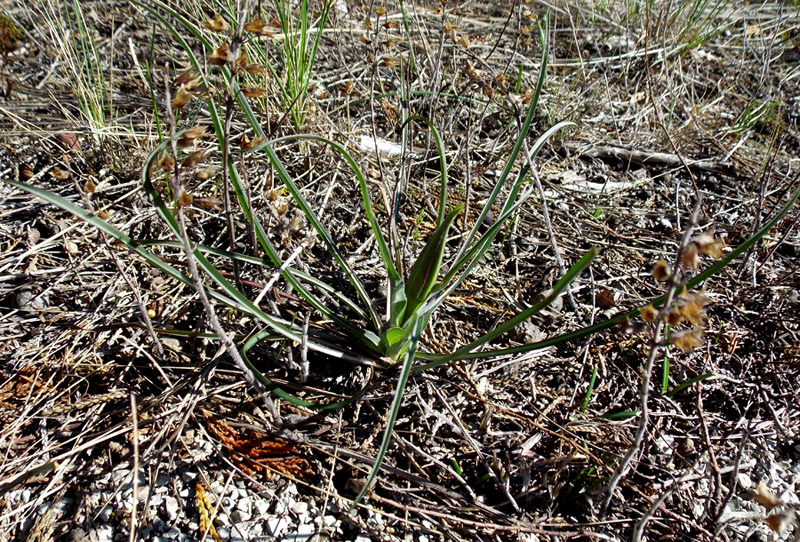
(417, 183, 800, 367)
(353, 314, 426, 506)
(417, 247, 596, 370)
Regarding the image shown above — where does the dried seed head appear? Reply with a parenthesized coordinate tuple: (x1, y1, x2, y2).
(241, 134, 265, 150)
(640, 303, 658, 323)
(178, 125, 208, 147)
(203, 14, 230, 33)
(175, 69, 200, 87)
(176, 187, 193, 208)
(694, 231, 726, 258)
(193, 196, 223, 210)
(652, 259, 671, 281)
(666, 306, 684, 327)
(172, 86, 193, 109)
(245, 63, 266, 75)
(209, 43, 234, 65)
(182, 150, 207, 169)
(245, 14, 274, 37)
(194, 167, 217, 181)
(51, 166, 71, 180)
(83, 176, 97, 194)
(670, 328, 704, 352)
(682, 243, 700, 271)
(750, 481, 784, 511)
(158, 152, 175, 171)
(677, 291, 710, 326)
(236, 50, 248, 70)
(242, 87, 266, 98)
(765, 512, 793, 533)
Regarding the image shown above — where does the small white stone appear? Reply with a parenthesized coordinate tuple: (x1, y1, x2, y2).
(291, 501, 308, 516)
(163, 496, 179, 521)
(266, 517, 288, 537)
(248, 522, 263, 537)
(323, 515, 337, 527)
(111, 469, 131, 484)
(294, 522, 315, 539)
(95, 525, 114, 542)
(136, 486, 150, 502)
(216, 527, 230, 540)
(214, 513, 230, 527)
(354, 536, 371, 542)
(253, 499, 269, 516)
(164, 526, 181, 538)
(273, 500, 289, 516)
(236, 498, 250, 513)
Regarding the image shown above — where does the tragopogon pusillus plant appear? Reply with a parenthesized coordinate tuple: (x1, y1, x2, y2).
(5, 2, 799, 509)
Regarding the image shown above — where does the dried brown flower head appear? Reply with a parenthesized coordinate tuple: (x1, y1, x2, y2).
(670, 327, 704, 352)
(203, 14, 230, 33)
(652, 259, 671, 281)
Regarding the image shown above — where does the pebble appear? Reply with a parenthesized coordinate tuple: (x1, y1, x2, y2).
(291, 501, 309, 516)
(163, 496, 179, 521)
(230, 510, 251, 523)
(267, 517, 289, 537)
(253, 499, 269, 516)
(97, 505, 113, 522)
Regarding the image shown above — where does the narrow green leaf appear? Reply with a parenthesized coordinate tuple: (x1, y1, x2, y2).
(402, 205, 462, 324)
(353, 315, 426, 506)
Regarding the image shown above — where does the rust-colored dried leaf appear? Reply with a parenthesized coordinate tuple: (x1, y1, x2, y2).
(57, 132, 81, 154)
(203, 412, 313, 480)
